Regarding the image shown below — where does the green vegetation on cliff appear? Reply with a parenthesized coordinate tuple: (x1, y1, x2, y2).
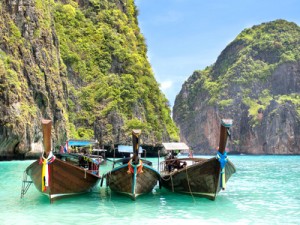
(53, 0, 178, 142)
(0, 0, 178, 157)
(174, 20, 300, 154)
(176, 20, 300, 126)
(0, 0, 179, 148)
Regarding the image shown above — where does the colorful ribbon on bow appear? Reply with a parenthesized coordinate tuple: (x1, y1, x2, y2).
(39, 151, 56, 192)
(216, 151, 228, 190)
(127, 159, 143, 174)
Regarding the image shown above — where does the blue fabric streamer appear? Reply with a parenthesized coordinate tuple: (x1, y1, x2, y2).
(217, 151, 228, 170)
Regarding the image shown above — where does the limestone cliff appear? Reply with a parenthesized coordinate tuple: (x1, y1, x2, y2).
(0, 0, 178, 159)
(173, 20, 300, 155)
(0, 0, 68, 159)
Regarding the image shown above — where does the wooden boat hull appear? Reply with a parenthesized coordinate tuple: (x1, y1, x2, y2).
(160, 157, 236, 200)
(105, 164, 160, 200)
(26, 158, 100, 200)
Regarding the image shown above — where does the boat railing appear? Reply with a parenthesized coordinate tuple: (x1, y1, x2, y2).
(159, 158, 186, 175)
(159, 158, 207, 175)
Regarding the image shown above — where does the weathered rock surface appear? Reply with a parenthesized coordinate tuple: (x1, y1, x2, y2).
(173, 20, 300, 155)
(0, 0, 68, 159)
(0, 0, 178, 159)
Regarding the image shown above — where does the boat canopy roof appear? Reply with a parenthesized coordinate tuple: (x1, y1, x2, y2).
(162, 142, 189, 151)
(92, 149, 107, 152)
(118, 145, 143, 153)
(68, 139, 95, 147)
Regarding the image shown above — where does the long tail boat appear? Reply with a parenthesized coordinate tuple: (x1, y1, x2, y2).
(101, 130, 160, 200)
(159, 119, 236, 200)
(24, 119, 101, 201)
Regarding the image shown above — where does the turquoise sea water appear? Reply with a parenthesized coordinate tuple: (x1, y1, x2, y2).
(0, 155, 300, 225)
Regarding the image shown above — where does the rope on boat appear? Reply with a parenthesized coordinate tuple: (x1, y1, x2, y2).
(39, 151, 56, 192)
(108, 171, 112, 201)
(104, 170, 115, 210)
(184, 165, 195, 202)
(162, 164, 196, 202)
(216, 151, 228, 190)
(170, 174, 174, 192)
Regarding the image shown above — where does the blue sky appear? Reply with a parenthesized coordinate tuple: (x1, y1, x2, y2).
(135, 0, 300, 107)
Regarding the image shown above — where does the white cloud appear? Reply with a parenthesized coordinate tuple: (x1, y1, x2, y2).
(160, 80, 173, 91)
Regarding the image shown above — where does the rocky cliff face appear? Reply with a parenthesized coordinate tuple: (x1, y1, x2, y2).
(0, 0, 68, 159)
(173, 20, 300, 154)
(0, 0, 178, 159)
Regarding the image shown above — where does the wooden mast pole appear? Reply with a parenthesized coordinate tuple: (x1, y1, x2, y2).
(218, 119, 233, 154)
(132, 129, 141, 165)
(217, 119, 233, 191)
(42, 119, 52, 157)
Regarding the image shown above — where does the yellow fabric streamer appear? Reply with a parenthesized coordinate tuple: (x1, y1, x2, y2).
(41, 158, 47, 192)
(221, 168, 226, 190)
(40, 151, 55, 192)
